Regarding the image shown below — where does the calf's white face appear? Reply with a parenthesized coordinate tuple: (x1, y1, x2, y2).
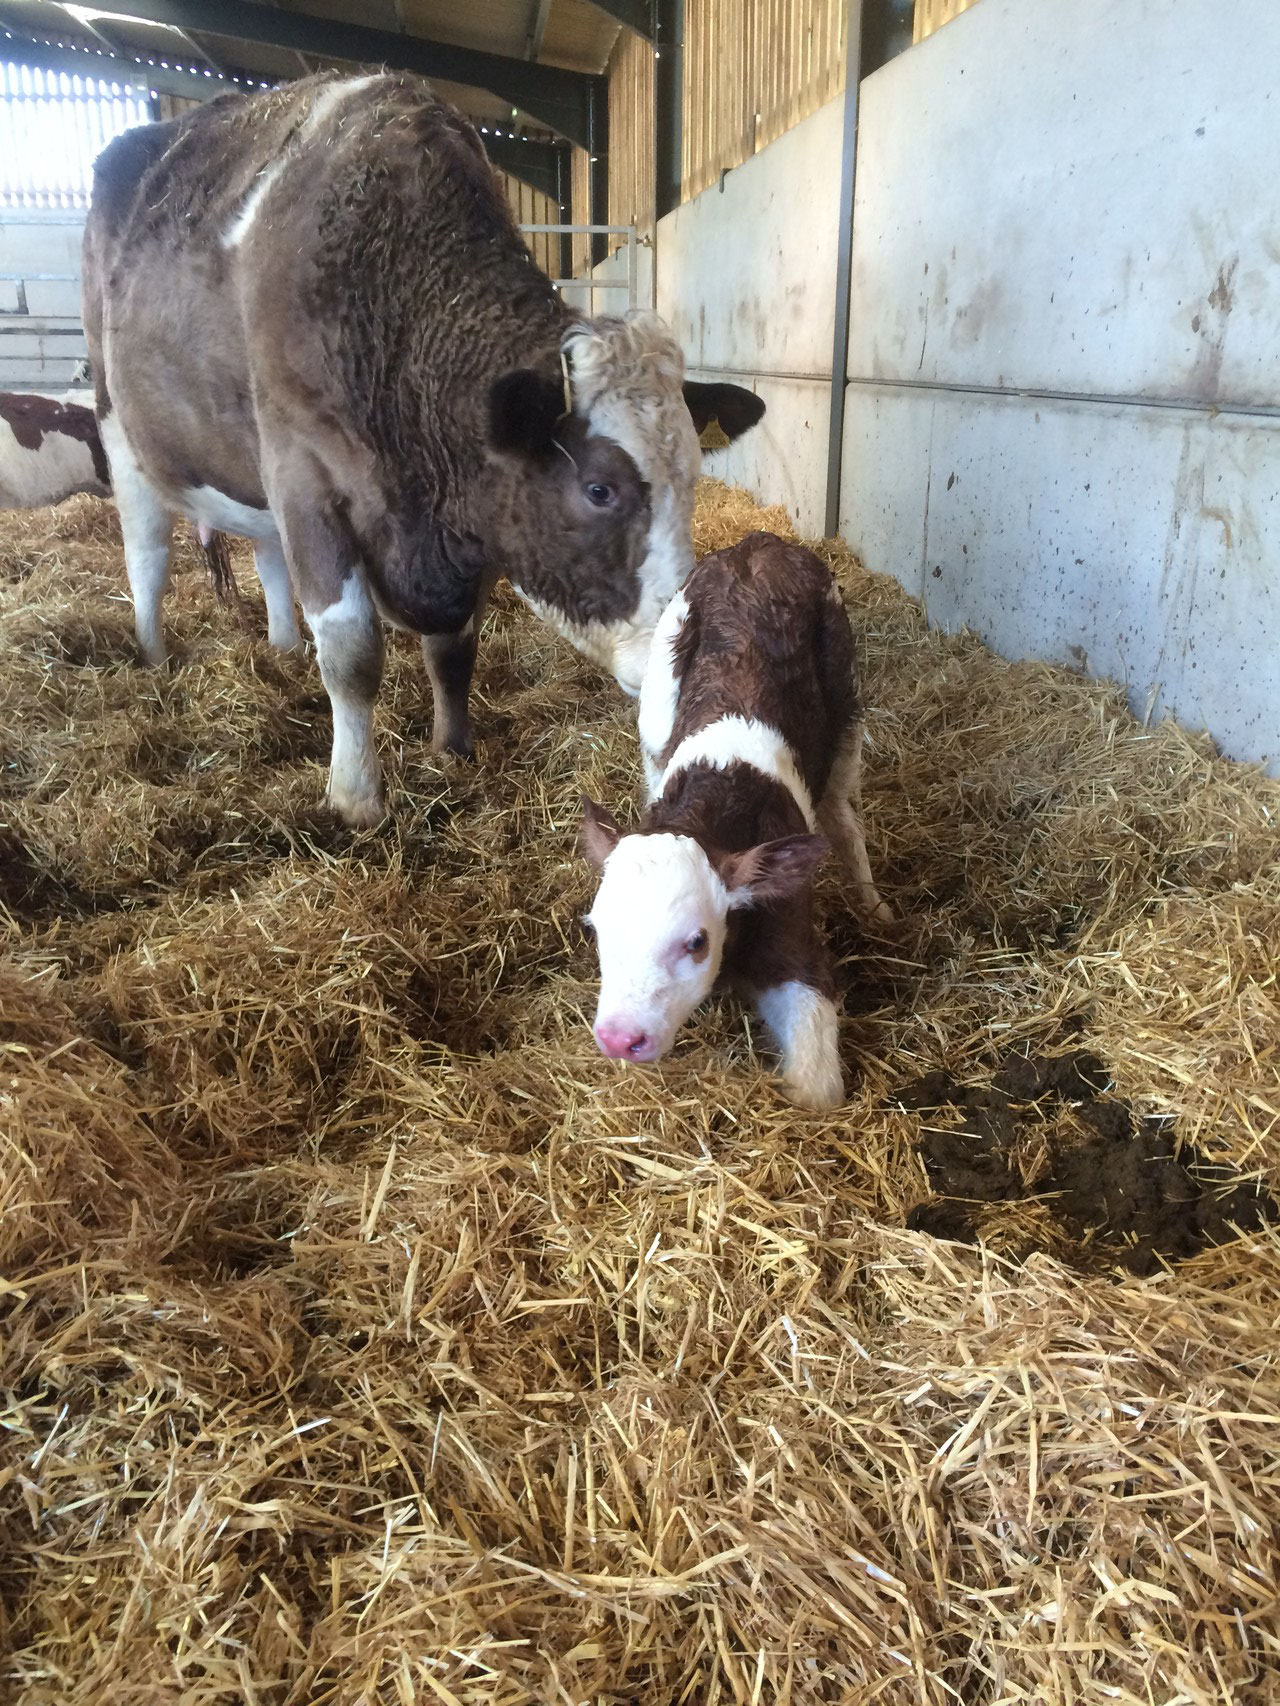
(580, 798, 828, 1066)
(584, 828, 731, 1062)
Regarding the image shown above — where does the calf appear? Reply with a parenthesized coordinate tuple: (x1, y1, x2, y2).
(0, 391, 111, 509)
(580, 532, 890, 1109)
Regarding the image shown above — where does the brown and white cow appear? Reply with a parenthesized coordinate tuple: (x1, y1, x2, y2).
(580, 532, 891, 1110)
(81, 72, 763, 825)
(0, 391, 111, 509)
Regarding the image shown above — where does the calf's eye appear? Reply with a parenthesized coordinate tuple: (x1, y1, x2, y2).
(585, 482, 614, 507)
(684, 929, 708, 956)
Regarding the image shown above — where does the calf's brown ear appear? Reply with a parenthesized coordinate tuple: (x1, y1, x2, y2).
(720, 834, 828, 907)
(579, 796, 623, 869)
(489, 370, 564, 459)
(683, 381, 766, 446)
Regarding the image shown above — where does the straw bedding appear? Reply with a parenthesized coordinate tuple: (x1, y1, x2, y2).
(2, 483, 1278, 1704)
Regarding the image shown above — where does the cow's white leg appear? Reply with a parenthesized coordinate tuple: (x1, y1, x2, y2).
(306, 572, 385, 826)
(755, 981, 844, 1111)
(99, 411, 173, 666)
(252, 535, 301, 651)
(817, 724, 893, 924)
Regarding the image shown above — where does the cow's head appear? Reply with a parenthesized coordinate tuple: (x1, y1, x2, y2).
(486, 312, 763, 694)
(580, 798, 827, 1062)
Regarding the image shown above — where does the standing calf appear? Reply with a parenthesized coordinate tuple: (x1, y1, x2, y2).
(580, 531, 890, 1110)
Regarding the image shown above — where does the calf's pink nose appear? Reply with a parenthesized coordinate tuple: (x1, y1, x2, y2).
(595, 1021, 655, 1061)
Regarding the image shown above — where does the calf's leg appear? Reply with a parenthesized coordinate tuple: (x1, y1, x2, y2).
(817, 722, 893, 924)
(99, 412, 174, 666)
(743, 909, 844, 1110)
(754, 981, 844, 1111)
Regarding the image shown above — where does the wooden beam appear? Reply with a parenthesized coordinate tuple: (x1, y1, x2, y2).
(525, 0, 553, 60)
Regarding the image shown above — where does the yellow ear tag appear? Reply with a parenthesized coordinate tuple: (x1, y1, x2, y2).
(699, 417, 730, 450)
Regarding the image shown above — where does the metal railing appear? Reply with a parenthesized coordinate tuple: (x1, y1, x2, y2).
(518, 222, 644, 314)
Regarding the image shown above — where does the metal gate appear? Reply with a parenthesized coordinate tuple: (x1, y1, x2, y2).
(519, 222, 647, 313)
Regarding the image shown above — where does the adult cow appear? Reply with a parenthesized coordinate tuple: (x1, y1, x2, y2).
(82, 72, 764, 825)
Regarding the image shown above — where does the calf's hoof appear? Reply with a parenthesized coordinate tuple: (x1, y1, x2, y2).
(863, 897, 897, 930)
(783, 1067, 845, 1112)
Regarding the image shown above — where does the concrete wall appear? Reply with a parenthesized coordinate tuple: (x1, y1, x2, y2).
(654, 0, 1280, 774)
(656, 98, 843, 538)
(0, 210, 89, 392)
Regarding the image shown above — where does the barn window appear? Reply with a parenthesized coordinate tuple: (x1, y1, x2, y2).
(0, 62, 150, 208)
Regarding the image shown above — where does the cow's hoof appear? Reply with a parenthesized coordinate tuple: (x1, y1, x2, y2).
(329, 789, 386, 829)
(432, 732, 476, 763)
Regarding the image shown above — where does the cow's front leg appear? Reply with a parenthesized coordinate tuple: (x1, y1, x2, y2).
(307, 571, 385, 826)
(266, 448, 385, 825)
(421, 580, 493, 758)
(421, 618, 478, 758)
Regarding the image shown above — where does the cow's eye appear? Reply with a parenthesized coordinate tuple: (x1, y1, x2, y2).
(584, 482, 614, 507)
(684, 929, 708, 956)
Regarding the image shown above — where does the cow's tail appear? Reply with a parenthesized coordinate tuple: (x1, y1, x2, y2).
(199, 528, 255, 631)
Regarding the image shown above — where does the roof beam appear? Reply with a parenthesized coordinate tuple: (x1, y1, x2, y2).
(524, 0, 552, 61)
(81, 0, 600, 142)
(0, 21, 272, 96)
(585, 0, 653, 39)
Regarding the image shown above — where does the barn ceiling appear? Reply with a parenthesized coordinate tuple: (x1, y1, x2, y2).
(0, 0, 642, 143)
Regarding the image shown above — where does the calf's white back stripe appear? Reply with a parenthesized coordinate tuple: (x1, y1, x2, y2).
(659, 714, 817, 830)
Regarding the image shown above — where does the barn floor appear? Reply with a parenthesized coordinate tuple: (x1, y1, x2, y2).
(2, 483, 1279, 1704)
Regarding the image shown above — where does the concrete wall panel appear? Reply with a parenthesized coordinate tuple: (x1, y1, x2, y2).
(842, 383, 1280, 770)
(850, 0, 1280, 408)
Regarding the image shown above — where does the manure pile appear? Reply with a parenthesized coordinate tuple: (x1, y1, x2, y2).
(2, 483, 1279, 1704)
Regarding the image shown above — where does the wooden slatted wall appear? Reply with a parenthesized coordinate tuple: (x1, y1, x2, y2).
(577, 0, 850, 272)
(500, 171, 559, 277)
(609, 25, 655, 238)
(913, 0, 981, 44)
(570, 145, 592, 276)
(681, 0, 846, 201)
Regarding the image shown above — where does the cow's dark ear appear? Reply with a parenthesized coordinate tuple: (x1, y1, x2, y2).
(683, 381, 766, 447)
(580, 795, 623, 869)
(489, 370, 564, 458)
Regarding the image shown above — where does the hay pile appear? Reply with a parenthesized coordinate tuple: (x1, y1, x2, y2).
(2, 484, 1278, 1704)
